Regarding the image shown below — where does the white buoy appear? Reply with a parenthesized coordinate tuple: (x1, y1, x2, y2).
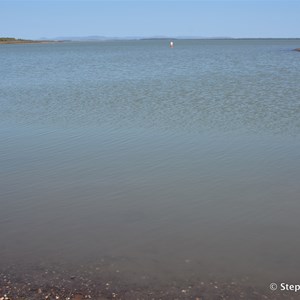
(170, 41, 174, 48)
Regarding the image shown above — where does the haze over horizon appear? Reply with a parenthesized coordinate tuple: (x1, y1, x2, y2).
(1, 0, 299, 40)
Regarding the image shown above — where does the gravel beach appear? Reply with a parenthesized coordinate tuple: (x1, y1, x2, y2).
(0, 262, 297, 300)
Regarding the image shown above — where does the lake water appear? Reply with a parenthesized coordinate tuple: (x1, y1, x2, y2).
(1, 39, 300, 288)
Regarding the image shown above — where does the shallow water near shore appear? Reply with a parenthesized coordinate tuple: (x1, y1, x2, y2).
(1, 39, 300, 295)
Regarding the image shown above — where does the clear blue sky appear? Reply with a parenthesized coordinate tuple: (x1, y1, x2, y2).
(1, 1, 299, 39)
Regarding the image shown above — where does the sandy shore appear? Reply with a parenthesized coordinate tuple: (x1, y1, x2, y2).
(0, 263, 296, 300)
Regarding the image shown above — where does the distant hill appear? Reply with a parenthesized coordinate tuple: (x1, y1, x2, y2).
(43, 35, 233, 42)
(48, 36, 122, 41)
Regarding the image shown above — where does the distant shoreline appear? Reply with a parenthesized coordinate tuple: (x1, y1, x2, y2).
(0, 38, 61, 44)
(1, 36, 300, 44)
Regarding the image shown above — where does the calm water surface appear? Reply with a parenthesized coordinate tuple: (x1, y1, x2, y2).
(1, 40, 300, 285)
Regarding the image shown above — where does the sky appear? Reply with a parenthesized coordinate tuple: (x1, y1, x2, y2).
(0, 0, 299, 39)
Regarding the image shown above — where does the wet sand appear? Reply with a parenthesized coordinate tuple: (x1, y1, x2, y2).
(0, 262, 296, 300)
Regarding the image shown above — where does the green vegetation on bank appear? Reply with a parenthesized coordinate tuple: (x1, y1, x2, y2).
(0, 37, 56, 44)
(0, 37, 18, 41)
(0, 37, 33, 43)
